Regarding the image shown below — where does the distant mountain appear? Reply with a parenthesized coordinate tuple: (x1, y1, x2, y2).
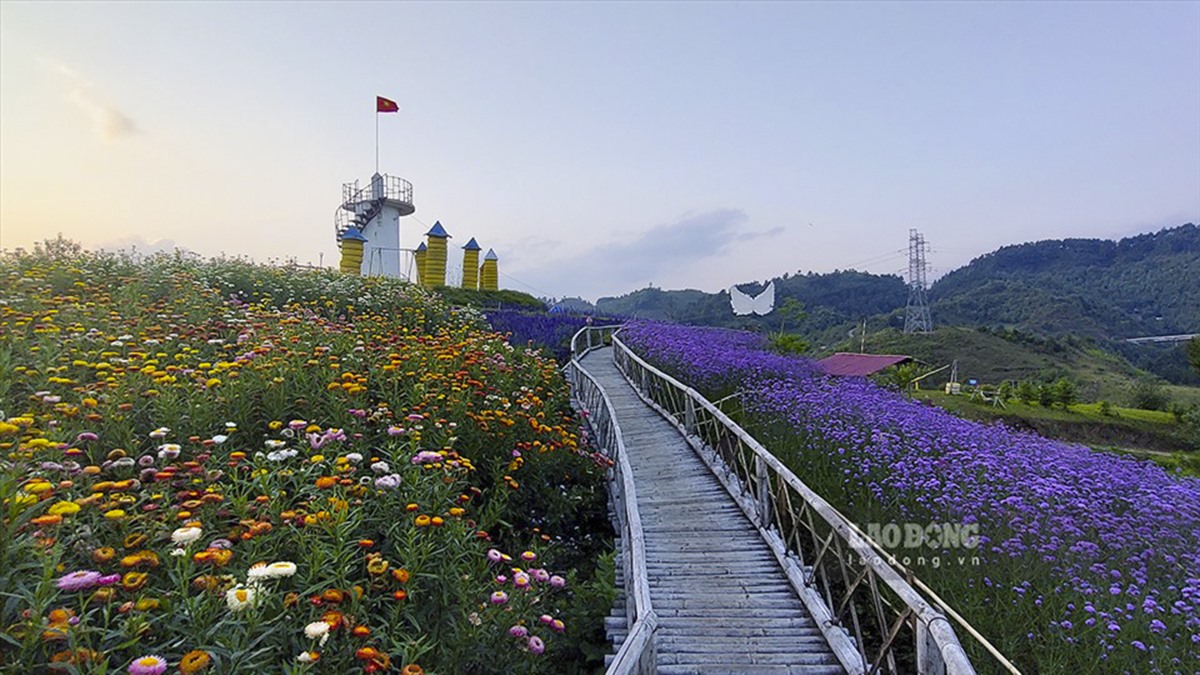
(595, 271, 908, 333)
(585, 223, 1199, 384)
(930, 224, 1199, 339)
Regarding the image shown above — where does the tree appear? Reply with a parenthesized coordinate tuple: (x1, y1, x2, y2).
(1188, 337, 1200, 375)
(1016, 380, 1038, 405)
(1051, 378, 1077, 409)
(1128, 377, 1170, 411)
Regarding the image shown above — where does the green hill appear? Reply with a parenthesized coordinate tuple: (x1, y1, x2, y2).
(834, 326, 1183, 405)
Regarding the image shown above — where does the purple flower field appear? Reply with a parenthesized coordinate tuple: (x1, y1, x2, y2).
(485, 309, 615, 364)
(620, 321, 1200, 673)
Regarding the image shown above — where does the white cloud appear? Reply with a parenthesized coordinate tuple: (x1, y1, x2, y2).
(46, 60, 138, 140)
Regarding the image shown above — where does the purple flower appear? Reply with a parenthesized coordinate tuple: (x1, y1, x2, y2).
(508, 625, 528, 638)
(527, 635, 545, 655)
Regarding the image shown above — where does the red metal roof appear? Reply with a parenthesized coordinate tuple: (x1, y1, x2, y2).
(816, 353, 912, 377)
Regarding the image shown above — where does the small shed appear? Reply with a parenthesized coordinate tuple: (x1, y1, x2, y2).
(816, 353, 912, 377)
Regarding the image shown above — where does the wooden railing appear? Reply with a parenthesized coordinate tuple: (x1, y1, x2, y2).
(611, 333, 979, 675)
(566, 326, 657, 674)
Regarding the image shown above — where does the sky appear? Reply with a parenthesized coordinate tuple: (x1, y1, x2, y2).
(2, 1, 1197, 302)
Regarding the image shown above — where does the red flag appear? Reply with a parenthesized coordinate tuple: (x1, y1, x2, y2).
(376, 96, 399, 113)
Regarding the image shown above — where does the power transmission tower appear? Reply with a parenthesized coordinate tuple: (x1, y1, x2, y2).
(904, 228, 933, 334)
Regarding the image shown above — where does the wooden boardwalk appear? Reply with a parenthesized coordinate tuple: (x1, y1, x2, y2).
(582, 348, 845, 675)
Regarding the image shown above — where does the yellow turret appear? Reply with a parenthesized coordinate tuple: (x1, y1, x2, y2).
(423, 221, 450, 288)
(339, 228, 367, 276)
(413, 242, 427, 285)
(461, 238, 481, 290)
(480, 248, 499, 291)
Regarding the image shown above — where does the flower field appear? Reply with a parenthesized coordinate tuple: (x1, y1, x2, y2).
(0, 242, 614, 673)
(620, 322, 1200, 674)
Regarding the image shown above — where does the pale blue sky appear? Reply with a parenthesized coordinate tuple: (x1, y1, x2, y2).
(2, 1, 1197, 300)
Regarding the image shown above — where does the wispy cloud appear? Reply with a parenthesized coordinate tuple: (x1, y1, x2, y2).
(96, 235, 188, 256)
(513, 208, 784, 299)
(48, 61, 138, 141)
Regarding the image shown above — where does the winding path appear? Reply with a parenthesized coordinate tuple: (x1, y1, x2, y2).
(582, 348, 845, 674)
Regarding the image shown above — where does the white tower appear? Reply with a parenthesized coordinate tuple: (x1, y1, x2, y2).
(334, 173, 416, 278)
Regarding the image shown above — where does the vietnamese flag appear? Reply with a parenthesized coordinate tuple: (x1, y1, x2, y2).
(376, 96, 399, 113)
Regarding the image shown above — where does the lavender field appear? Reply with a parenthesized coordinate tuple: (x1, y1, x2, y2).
(620, 322, 1200, 674)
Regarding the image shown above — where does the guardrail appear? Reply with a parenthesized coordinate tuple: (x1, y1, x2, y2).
(566, 326, 657, 674)
(611, 333, 980, 675)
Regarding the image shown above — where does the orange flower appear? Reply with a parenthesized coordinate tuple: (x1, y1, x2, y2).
(321, 588, 345, 604)
(30, 514, 63, 526)
(391, 568, 410, 584)
(392, 590, 407, 601)
(414, 514, 431, 527)
(321, 609, 344, 629)
(430, 516, 444, 527)
(401, 665, 424, 675)
(352, 625, 371, 637)
(314, 476, 337, 489)
(121, 571, 148, 592)
(179, 649, 212, 673)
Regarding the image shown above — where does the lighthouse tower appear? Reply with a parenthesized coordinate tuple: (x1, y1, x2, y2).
(335, 173, 415, 278)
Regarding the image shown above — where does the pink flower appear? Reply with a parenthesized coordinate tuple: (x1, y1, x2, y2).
(508, 625, 528, 638)
(531, 569, 549, 583)
(490, 591, 508, 605)
(520, 551, 536, 562)
(527, 636, 545, 655)
(128, 654, 168, 675)
(549, 575, 566, 588)
(538, 614, 554, 625)
(56, 570, 102, 591)
(513, 573, 530, 589)
(486, 549, 503, 563)
(551, 619, 565, 633)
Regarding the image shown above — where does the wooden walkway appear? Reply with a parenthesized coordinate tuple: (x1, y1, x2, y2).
(583, 348, 845, 675)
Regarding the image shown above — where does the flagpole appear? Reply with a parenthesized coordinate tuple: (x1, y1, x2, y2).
(375, 111, 380, 174)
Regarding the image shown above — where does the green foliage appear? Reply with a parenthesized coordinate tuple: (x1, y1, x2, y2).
(1050, 378, 1077, 409)
(1189, 337, 1200, 375)
(1098, 400, 1115, 417)
(767, 333, 809, 356)
(434, 286, 546, 311)
(1016, 380, 1039, 405)
(1129, 377, 1171, 411)
(873, 362, 924, 393)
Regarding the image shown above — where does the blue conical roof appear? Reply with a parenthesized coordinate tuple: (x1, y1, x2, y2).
(484, 248, 499, 261)
(340, 227, 367, 242)
(415, 242, 427, 252)
(462, 237, 481, 251)
(426, 221, 450, 238)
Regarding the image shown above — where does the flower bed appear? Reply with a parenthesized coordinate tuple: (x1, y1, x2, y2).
(620, 321, 1200, 673)
(1, 243, 612, 673)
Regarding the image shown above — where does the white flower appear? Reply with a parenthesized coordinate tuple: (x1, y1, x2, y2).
(267, 561, 297, 577)
(211, 434, 228, 444)
(297, 652, 316, 663)
(247, 563, 271, 581)
(265, 439, 287, 449)
(304, 620, 331, 645)
(158, 444, 181, 460)
(149, 427, 171, 439)
(169, 548, 186, 557)
(345, 452, 363, 464)
(225, 585, 257, 611)
(171, 526, 203, 545)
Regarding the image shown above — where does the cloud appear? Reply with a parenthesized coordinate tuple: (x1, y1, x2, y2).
(47, 61, 139, 140)
(96, 236, 190, 256)
(511, 208, 784, 299)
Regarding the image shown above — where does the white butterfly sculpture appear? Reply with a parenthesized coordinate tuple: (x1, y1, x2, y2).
(729, 281, 775, 316)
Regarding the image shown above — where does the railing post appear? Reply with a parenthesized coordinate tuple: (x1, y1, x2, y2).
(684, 396, 696, 436)
(917, 619, 948, 675)
(755, 455, 771, 528)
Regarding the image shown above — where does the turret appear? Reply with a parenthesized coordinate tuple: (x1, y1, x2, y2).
(461, 238, 482, 290)
(480, 248, 499, 291)
(339, 227, 367, 276)
(423, 221, 450, 287)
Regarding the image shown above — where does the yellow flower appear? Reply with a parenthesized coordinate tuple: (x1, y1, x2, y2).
(103, 509, 126, 520)
(48, 501, 81, 516)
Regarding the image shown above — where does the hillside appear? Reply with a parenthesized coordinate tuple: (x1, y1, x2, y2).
(930, 223, 1199, 339)
(838, 326, 1158, 403)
